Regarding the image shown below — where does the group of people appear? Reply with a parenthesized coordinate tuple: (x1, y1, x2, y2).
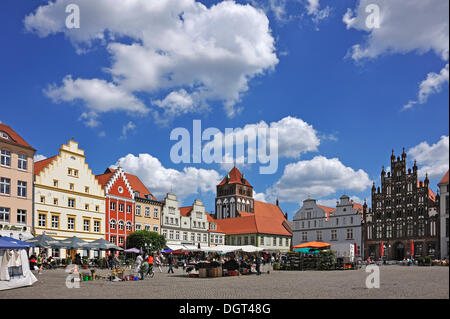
(134, 253, 175, 280)
(29, 251, 55, 274)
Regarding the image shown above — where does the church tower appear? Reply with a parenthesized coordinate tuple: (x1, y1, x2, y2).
(215, 167, 254, 219)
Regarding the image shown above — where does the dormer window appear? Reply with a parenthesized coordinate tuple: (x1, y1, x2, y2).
(0, 131, 10, 140)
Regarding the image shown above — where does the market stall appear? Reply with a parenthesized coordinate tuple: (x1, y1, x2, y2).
(0, 236, 37, 291)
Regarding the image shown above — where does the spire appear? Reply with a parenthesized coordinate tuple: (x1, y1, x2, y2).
(391, 149, 395, 161)
(402, 147, 406, 159)
(381, 165, 385, 176)
(413, 160, 418, 173)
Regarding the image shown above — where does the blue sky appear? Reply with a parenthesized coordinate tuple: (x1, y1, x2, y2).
(0, 0, 448, 218)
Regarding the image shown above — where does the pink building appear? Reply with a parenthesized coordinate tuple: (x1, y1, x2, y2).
(0, 123, 35, 240)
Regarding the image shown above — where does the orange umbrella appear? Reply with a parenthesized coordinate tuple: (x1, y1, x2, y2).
(293, 241, 331, 249)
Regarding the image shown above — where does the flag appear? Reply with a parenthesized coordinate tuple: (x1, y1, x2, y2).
(380, 241, 384, 257)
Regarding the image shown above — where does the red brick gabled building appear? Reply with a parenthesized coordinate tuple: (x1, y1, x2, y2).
(96, 167, 135, 248)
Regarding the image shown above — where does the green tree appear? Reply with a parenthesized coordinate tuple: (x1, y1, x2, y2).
(127, 230, 166, 253)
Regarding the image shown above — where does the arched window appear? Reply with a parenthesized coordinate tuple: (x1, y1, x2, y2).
(126, 221, 132, 231)
(118, 220, 124, 230)
(110, 219, 116, 229)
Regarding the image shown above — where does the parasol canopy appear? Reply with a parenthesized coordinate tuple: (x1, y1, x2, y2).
(293, 241, 331, 249)
(25, 234, 63, 248)
(57, 236, 91, 249)
(124, 248, 140, 253)
(89, 238, 124, 251)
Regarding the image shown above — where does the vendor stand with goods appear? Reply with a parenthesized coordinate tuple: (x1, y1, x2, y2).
(0, 236, 37, 291)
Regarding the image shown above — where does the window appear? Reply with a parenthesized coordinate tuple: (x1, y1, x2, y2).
(376, 226, 382, 239)
(197, 234, 201, 242)
(191, 233, 195, 241)
(145, 207, 150, 217)
(68, 217, 75, 230)
(18, 154, 27, 170)
(126, 222, 132, 231)
(95, 206, 99, 212)
(38, 213, 46, 227)
(331, 229, 337, 241)
(196, 212, 202, 219)
(52, 249, 60, 258)
(386, 225, 393, 238)
(85, 187, 89, 193)
(85, 204, 89, 210)
(244, 236, 249, 245)
(110, 219, 116, 230)
(163, 229, 167, 238)
(69, 183, 74, 191)
(0, 207, 10, 222)
(170, 217, 174, 224)
(153, 225, 159, 233)
(176, 231, 180, 240)
(126, 205, 132, 214)
(347, 228, 353, 239)
(84, 219, 90, 232)
(302, 232, 307, 242)
(40, 196, 45, 203)
(53, 198, 58, 206)
(118, 220, 124, 230)
(165, 216, 169, 224)
(183, 232, 188, 241)
(418, 220, 425, 236)
(135, 224, 142, 231)
(68, 198, 75, 208)
(17, 209, 26, 224)
(316, 230, 322, 241)
(118, 203, 124, 212)
(153, 208, 159, 218)
(51, 215, 59, 228)
(119, 237, 124, 245)
(1, 150, 11, 166)
(0, 177, 11, 194)
(407, 223, 414, 236)
(169, 207, 175, 214)
(110, 202, 116, 211)
(175, 218, 178, 225)
(110, 236, 116, 244)
(17, 181, 27, 197)
(53, 180, 58, 187)
(169, 231, 174, 240)
(136, 205, 141, 215)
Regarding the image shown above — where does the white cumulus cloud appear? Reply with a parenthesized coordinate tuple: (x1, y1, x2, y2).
(115, 153, 221, 200)
(33, 154, 47, 162)
(266, 156, 372, 203)
(408, 135, 449, 181)
(26, 0, 279, 121)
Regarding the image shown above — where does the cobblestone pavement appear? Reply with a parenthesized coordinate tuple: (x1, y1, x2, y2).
(0, 265, 448, 299)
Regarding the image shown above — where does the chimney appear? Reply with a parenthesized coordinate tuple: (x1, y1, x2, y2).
(284, 212, 288, 220)
(276, 198, 279, 206)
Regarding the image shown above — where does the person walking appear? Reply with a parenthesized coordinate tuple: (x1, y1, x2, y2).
(37, 253, 43, 275)
(168, 253, 175, 274)
(147, 254, 154, 277)
(155, 254, 163, 273)
(139, 260, 149, 280)
(255, 254, 261, 276)
(135, 254, 143, 272)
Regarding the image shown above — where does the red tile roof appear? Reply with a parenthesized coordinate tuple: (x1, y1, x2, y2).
(179, 206, 193, 217)
(439, 170, 449, 185)
(34, 156, 57, 175)
(95, 172, 114, 188)
(214, 200, 291, 236)
(218, 167, 252, 187)
(0, 123, 35, 151)
(353, 202, 363, 213)
(417, 179, 437, 202)
(206, 213, 225, 233)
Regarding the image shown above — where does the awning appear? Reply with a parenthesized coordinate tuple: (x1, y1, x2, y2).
(0, 236, 35, 249)
(293, 241, 331, 249)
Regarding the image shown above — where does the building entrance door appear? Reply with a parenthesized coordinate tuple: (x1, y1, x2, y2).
(394, 242, 405, 260)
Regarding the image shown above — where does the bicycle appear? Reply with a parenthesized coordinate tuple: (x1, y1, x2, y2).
(146, 264, 155, 278)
